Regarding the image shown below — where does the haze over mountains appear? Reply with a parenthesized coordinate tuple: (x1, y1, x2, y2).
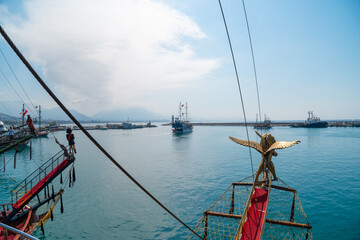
(0, 101, 167, 122)
(42, 107, 167, 121)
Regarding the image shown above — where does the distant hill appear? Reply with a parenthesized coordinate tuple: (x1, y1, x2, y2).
(42, 108, 92, 121)
(0, 112, 20, 121)
(92, 107, 167, 121)
(2, 104, 166, 122)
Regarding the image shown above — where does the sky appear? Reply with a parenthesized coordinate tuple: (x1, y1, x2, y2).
(0, 0, 359, 121)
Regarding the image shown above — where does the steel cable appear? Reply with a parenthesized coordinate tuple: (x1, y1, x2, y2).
(0, 47, 39, 114)
(241, 0, 262, 124)
(218, 0, 255, 180)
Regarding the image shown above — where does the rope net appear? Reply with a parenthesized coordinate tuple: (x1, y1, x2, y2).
(189, 175, 312, 240)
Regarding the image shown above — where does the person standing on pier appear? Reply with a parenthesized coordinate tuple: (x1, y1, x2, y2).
(9, 126, 14, 142)
(66, 128, 76, 154)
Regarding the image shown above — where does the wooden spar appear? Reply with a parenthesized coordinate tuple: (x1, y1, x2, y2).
(12, 209, 32, 240)
(30, 140, 32, 160)
(290, 192, 296, 222)
(229, 185, 235, 214)
(205, 211, 242, 219)
(266, 219, 312, 229)
(9, 190, 63, 223)
(14, 145, 17, 169)
(204, 211, 312, 229)
(203, 214, 208, 240)
(232, 182, 296, 193)
(0, 135, 32, 155)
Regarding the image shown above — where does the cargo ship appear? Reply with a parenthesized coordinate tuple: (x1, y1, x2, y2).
(291, 111, 328, 128)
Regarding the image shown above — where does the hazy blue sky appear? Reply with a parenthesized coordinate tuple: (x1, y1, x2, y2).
(0, 0, 359, 121)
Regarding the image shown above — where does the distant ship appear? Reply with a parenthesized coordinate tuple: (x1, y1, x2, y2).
(122, 122, 144, 129)
(254, 114, 272, 129)
(122, 118, 144, 129)
(171, 102, 193, 133)
(291, 110, 328, 128)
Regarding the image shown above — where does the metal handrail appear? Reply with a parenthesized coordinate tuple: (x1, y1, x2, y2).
(11, 149, 64, 190)
(0, 222, 39, 240)
(11, 147, 68, 203)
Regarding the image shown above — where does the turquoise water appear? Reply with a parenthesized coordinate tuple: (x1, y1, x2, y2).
(1, 126, 359, 239)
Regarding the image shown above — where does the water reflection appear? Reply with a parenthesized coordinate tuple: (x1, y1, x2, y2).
(305, 128, 323, 148)
(0, 127, 359, 239)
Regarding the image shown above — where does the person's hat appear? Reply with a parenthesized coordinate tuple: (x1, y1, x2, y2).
(66, 128, 72, 133)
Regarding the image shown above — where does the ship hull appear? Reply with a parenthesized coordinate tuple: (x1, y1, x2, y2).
(172, 121, 193, 133)
(173, 128, 193, 133)
(291, 121, 328, 128)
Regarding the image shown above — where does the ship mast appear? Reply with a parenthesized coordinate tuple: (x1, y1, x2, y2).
(22, 103, 25, 125)
(185, 102, 188, 121)
(179, 101, 182, 121)
(38, 105, 41, 129)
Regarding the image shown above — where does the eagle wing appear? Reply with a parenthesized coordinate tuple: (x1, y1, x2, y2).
(229, 137, 263, 153)
(265, 140, 300, 154)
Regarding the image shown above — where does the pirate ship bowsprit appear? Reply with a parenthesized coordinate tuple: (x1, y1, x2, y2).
(0, 143, 76, 239)
(189, 132, 312, 240)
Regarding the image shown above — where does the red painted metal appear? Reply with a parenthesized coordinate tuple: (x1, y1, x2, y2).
(240, 188, 269, 240)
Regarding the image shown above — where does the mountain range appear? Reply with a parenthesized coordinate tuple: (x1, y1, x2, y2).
(0, 104, 167, 122)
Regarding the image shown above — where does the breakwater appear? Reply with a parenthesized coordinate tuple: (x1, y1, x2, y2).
(163, 121, 360, 127)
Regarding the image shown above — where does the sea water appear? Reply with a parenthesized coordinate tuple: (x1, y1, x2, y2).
(0, 125, 359, 239)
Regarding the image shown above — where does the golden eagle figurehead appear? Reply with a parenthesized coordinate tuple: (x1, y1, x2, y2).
(229, 132, 300, 181)
(260, 133, 276, 153)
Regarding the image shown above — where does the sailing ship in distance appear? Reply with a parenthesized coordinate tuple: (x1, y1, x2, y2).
(171, 102, 193, 133)
(254, 113, 272, 130)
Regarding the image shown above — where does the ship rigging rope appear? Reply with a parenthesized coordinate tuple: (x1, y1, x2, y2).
(0, 67, 37, 116)
(0, 25, 204, 240)
(0, 155, 19, 184)
(0, 47, 39, 114)
(218, 0, 255, 180)
(241, 0, 262, 124)
(0, 97, 12, 115)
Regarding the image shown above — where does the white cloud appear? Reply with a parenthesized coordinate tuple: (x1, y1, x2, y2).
(1, 0, 219, 115)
